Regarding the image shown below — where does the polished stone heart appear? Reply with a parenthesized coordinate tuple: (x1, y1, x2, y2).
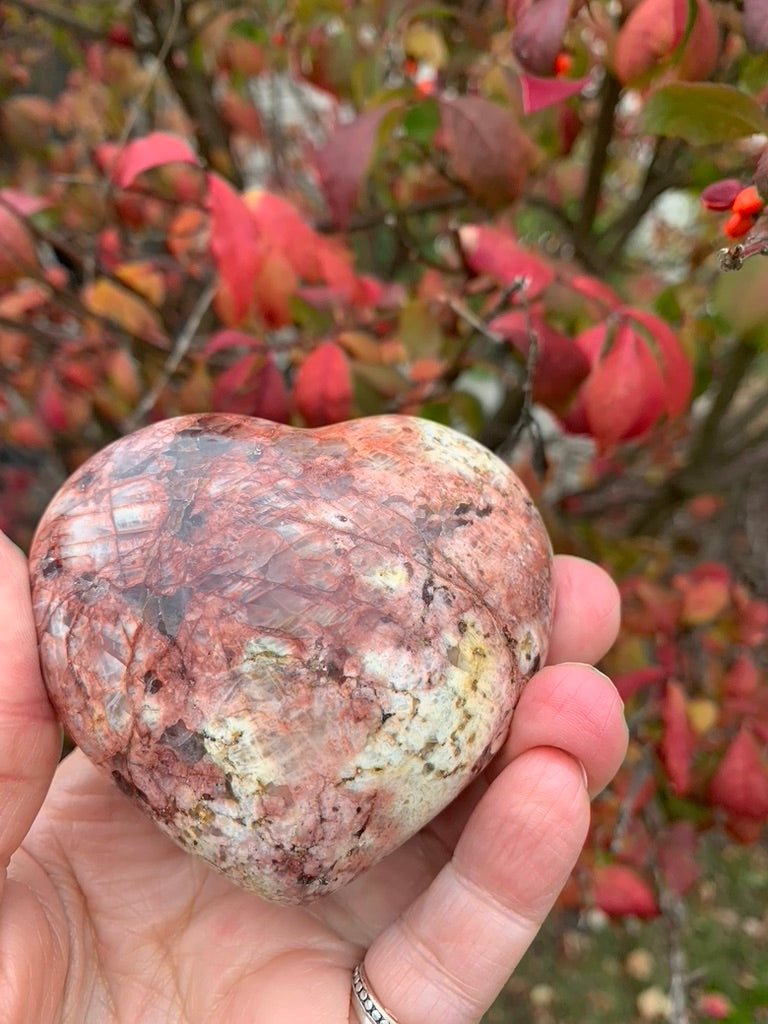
(29, 414, 553, 904)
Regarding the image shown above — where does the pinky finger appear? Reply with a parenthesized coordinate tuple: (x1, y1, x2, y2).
(361, 747, 590, 1024)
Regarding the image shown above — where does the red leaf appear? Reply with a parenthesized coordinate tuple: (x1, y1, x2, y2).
(578, 321, 666, 448)
(696, 993, 734, 1020)
(458, 225, 555, 298)
(613, 0, 718, 84)
(0, 205, 38, 281)
(700, 178, 743, 211)
(315, 106, 395, 228)
(294, 342, 352, 427)
(744, 0, 768, 54)
(511, 0, 572, 76)
(207, 173, 264, 326)
(627, 310, 693, 418)
(439, 97, 535, 207)
(102, 132, 199, 188)
(204, 330, 263, 358)
(212, 352, 289, 421)
(490, 309, 589, 411)
(710, 727, 768, 820)
(613, 666, 667, 701)
(723, 653, 760, 698)
(661, 681, 695, 796)
(593, 864, 659, 918)
(519, 73, 589, 114)
(658, 822, 701, 895)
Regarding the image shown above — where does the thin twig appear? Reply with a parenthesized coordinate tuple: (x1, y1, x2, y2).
(100, 0, 184, 202)
(122, 277, 216, 432)
(315, 191, 468, 235)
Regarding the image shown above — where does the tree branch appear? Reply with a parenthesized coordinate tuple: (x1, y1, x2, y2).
(602, 139, 687, 262)
(134, 0, 244, 186)
(577, 72, 622, 238)
(122, 277, 217, 432)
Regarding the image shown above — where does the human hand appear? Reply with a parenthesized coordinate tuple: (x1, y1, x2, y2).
(1, 532, 626, 1024)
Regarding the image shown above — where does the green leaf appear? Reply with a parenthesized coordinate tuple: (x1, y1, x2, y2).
(711, 256, 768, 342)
(403, 100, 440, 146)
(641, 83, 768, 144)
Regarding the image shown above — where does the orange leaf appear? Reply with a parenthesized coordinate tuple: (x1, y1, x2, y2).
(661, 680, 695, 796)
(593, 864, 659, 918)
(294, 342, 352, 427)
(710, 727, 768, 820)
(82, 279, 167, 345)
(115, 261, 166, 307)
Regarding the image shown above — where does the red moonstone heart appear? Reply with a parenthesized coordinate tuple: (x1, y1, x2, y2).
(29, 414, 553, 903)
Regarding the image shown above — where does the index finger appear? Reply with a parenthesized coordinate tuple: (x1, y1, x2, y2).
(0, 533, 61, 882)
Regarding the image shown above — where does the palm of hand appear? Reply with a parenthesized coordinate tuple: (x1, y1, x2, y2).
(15, 750, 451, 1022)
(2, 545, 627, 1024)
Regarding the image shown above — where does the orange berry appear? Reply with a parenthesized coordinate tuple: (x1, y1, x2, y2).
(724, 211, 755, 238)
(554, 53, 572, 76)
(731, 184, 764, 216)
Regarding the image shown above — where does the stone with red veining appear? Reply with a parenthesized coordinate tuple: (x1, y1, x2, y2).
(29, 414, 553, 904)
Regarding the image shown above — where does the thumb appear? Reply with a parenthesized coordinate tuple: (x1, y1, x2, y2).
(0, 532, 61, 891)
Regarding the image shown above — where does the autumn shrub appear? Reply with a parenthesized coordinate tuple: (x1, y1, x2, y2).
(1, 0, 767, 980)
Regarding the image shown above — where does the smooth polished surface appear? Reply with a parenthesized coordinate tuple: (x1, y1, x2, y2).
(29, 414, 553, 904)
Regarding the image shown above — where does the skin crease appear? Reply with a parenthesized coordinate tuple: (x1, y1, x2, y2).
(0, 531, 627, 1024)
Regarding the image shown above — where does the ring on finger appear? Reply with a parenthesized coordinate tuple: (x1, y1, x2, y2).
(351, 962, 400, 1024)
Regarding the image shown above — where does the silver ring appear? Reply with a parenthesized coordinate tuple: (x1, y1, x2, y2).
(351, 962, 400, 1024)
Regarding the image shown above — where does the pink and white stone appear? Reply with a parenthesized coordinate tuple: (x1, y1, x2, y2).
(29, 414, 553, 904)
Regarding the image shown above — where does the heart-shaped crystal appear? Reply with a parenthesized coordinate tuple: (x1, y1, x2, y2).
(29, 414, 552, 903)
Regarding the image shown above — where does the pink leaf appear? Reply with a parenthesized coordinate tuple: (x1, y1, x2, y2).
(207, 173, 264, 326)
(103, 132, 199, 188)
(315, 106, 395, 228)
(294, 341, 352, 426)
(511, 0, 572, 76)
(0, 188, 51, 217)
(519, 73, 590, 114)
